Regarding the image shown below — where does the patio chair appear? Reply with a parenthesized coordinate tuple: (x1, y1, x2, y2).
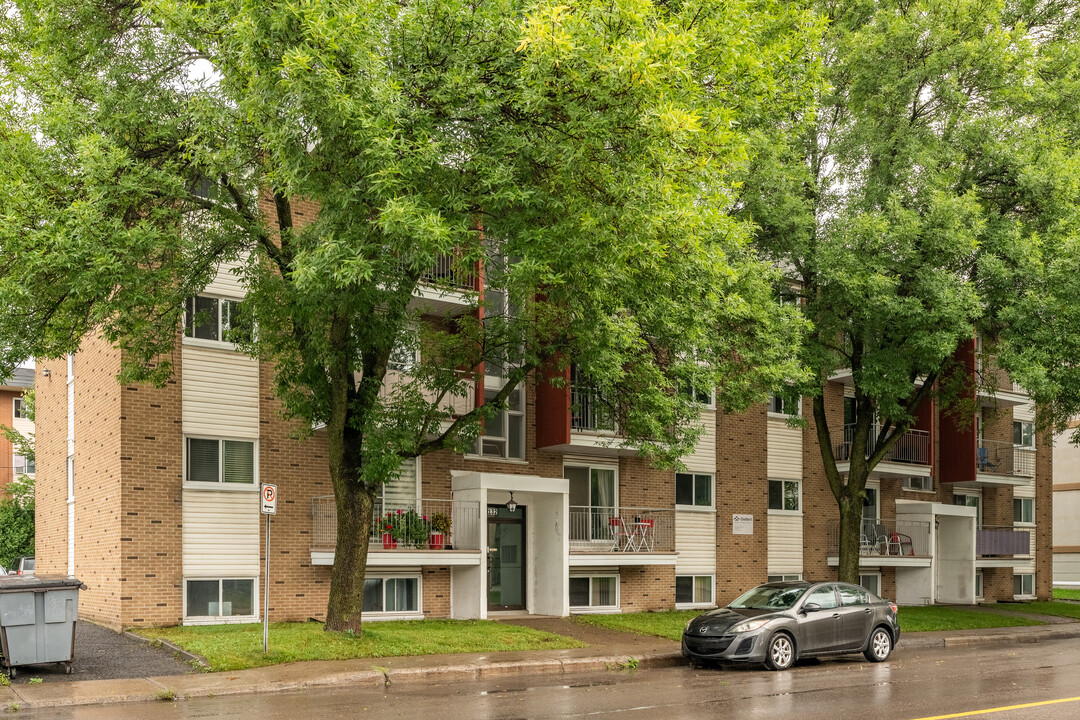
(977, 446, 1000, 472)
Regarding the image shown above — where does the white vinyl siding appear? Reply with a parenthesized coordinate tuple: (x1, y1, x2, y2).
(1013, 403, 1035, 423)
(11, 413, 33, 440)
(182, 489, 260, 578)
(767, 416, 802, 478)
(1053, 553, 1080, 585)
(182, 345, 260, 438)
(767, 513, 803, 576)
(675, 510, 717, 575)
(682, 410, 716, 473)
(203, 257, 247, 298)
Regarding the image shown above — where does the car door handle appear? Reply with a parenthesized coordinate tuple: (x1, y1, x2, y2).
(863, 608, 872, 614)
(831, 613, 840, 618)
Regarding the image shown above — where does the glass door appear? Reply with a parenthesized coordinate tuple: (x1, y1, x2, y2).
(487, 505, 526, 611)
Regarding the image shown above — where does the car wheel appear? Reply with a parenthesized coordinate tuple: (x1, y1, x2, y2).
(864, 627, 893, 663)
(764, 633, 795, 671)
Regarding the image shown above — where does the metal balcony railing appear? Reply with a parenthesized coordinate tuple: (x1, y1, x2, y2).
(976, 525, 1032, 556)
(833, 425, 930, 466)
(568, 506, 674, 553)
(419, 254, 476, 291)
(311, 497, 481, 551)
(827, 518, 931, 558)
(977, 439, 1035, 478)
(570, 383, 616, 432)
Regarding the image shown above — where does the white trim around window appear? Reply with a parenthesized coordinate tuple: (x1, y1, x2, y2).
(767, 478, 801, 514)
(858, 572, 882, 598)
(675, 472, 714, 511)
(183, 436, 259, 490)
(1013, 497, 1035, 526)
(675, 575, 715, 609)
(1013, 573, 1035, 599)
(362, 573, 423, 620)
(183, 577, 258, 625)
(569, 574, 620, 613)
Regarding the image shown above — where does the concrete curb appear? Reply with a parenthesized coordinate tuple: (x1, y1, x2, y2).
(2, 627, 1075, 710)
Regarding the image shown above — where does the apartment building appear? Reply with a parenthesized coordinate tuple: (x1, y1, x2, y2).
(0, 365, 34, 494)
(1052, 420, 1080, 586)
(32, 259, 1052, 628)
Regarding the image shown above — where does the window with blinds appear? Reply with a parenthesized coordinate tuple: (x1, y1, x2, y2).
(186, 438, 255, 484)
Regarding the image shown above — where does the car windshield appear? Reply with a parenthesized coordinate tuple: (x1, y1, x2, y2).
(729, 585, 807, 610)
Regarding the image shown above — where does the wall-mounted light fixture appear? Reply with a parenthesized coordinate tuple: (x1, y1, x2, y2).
(506, 492, 518, 513)
(42, 369, 51, 378)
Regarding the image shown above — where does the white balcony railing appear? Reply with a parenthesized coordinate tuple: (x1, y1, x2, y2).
(977, 439, 1035, 478)
(568, 506, 674, 552)
(827, 518, 931, 558)
(311, 497, 482, 552)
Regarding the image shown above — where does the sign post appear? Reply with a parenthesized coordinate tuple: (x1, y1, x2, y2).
(260, 483, 277, 654)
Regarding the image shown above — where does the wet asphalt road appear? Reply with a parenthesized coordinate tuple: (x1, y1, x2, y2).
(20, 635, 1080, 720)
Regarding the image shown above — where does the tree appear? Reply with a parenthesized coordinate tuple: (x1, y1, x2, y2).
(0, 0, 815, 630)
(0, 388, 33, 571)
(737, 0, 1080, 583)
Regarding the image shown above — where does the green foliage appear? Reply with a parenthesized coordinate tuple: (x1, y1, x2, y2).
(382, 509, 429, 548)
(1052, 588, 1080, 601)
(990, 601, 1080, 621)
(0, 0, 818, 625)
(0, 476, 34, 571)
(737, 0, 1080, 581)
(574, 610, 700, 641)
(134, 620, 584, 672)
(428, 512, 451, 535)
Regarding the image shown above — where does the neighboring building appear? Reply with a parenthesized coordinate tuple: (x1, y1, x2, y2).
(0, 364, 35, 494)
(33, 259, 1052, 628)
(1052, 421, 1080, 587)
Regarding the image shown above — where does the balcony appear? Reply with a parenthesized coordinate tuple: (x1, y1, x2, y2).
(571, 383, 616, 433)
(976, 525, 1031, 557)
(977, 439, 1035, 480)
(569, 506, 677, 566)
(310, 496, 482, 565)
(537, 371, 637, 457)
(976, 354, 1028, 408)
(408, 254, 478, 316)
(420, 254, 476, 291)
(834, 425, 931, 479)
(826, 518, 932, 567)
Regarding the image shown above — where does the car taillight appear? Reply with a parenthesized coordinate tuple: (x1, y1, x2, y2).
(889, 602, 897, 614)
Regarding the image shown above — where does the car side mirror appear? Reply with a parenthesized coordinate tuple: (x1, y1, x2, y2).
(801, 602, 821, 614)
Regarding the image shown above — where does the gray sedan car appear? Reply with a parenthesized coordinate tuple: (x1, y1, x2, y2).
(682, 580, 899, 670)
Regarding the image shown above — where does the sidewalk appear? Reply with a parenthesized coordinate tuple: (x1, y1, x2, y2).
(1, 616, 1078, 711)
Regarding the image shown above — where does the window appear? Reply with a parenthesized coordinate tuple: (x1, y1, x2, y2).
(186, 438, 255, 485)
(804, 585, 838, 609)
(675, 575, 714, 606)
(975, 571, 984, 600)
(676, 473, 713, 508)
(839, 585, 869, 606)
(768, 388, 800, 416)
(12, 454, 34, 476)
(474, 385, 524, 459)
(363, 576, 419, 613)
(767, 574, 802, 583)
(567, 465, 616, 541)
(768, 479, 800, 511)
(186, 579, 254, 618)
(954, 493, 982, 526)
(12, 398, 26, 419)
(1013, 573, 1034, 597)
(569, 576, 618, 610)
(388, 332, 418, 372)
(904, 476, 933, 492)
(859, 573, 881, 597)
(679, 381, 714, 407)
(1013, 421, 1034, 448)
(1013, 497, 1034, 525)
(185, 295, 250, 344)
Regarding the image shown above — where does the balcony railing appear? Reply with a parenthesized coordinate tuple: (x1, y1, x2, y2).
(420, 254, 476, 291)
(976, 525, 1032, 557)
(977, 439, 1035, 478)
(827, 518, 931, 558)
(570, 383, 616, 433)
(834, 425, 930, 466)
(311, 497, 482, 552)
(568, 506, 674, 553)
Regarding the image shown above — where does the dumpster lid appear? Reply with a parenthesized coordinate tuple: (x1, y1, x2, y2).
(0, 575, 86, 592)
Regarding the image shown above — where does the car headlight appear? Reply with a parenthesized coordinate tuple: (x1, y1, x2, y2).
(685, 618, 695, 631)
(730, 618, 771, 634)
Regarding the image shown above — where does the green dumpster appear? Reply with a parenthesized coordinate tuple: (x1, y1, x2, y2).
(0, 575, 86, 677)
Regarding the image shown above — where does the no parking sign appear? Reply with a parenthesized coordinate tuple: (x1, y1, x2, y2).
(261, 483, 277, 514)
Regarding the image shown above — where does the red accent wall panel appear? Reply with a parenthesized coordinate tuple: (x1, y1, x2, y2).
(940, 338, 976, 483)
(535, 360, 570, 448)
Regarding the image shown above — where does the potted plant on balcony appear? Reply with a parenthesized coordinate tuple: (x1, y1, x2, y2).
(429, 512, 452, 550)
(381, 512, 399, 549)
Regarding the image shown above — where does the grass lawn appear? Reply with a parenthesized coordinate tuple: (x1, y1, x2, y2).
(1053, 588, 1080, 601)
(990, 601, 1080, 620)
(135, 619, 584, 672)
(574, 610, 699, 641)
(898, 606, 1044, 633)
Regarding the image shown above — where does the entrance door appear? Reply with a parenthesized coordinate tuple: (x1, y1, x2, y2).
(487, 505, 526, 611)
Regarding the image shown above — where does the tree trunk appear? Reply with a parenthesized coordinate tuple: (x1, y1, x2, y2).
(836, 490, 863, 584)
(324, 480, 374, 632)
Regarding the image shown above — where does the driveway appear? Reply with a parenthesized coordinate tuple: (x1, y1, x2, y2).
(6, 621, 192, 684)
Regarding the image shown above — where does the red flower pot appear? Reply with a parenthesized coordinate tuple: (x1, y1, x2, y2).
(382, 533, 398, 550)
(429, 532, 444, 550)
